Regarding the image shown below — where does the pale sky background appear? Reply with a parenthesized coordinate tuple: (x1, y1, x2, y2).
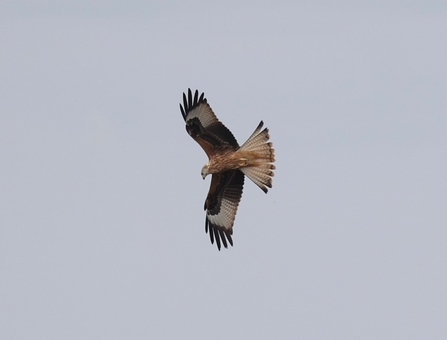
(1, 1, 446, 339)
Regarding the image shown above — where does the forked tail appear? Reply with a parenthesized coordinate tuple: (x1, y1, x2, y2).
(238, 121, 275, 193)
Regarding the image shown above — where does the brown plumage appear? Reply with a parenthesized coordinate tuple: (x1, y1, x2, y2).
(180, 89, 275, 250)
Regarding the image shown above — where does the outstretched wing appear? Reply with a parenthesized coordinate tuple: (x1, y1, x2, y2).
(180, 89, 238, 157)
(204, 170, 245, 250)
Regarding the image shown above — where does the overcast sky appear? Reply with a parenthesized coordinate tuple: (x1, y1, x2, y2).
(1, 1, 446, 339)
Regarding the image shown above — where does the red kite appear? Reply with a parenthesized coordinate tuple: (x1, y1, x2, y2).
(180, 89, 275, 250)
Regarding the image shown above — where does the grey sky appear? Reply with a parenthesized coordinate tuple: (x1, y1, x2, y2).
(1, 1, 446, 339)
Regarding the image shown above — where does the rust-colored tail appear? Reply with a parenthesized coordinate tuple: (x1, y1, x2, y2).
(238, 121, 275, 193)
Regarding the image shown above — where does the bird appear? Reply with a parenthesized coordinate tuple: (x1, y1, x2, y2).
(179, 89, 275, 250)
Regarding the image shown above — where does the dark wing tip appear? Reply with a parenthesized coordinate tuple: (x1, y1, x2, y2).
(179, 89, 206, 122)
(179, 103, 186, 120)
(193, 89, 198, 104)
(205, 218, 233, 251)
(214, 228, 221, 250)
(227, 232, 233, 247)
(219, 230, 228, 249)
(188, 88, 192, 108)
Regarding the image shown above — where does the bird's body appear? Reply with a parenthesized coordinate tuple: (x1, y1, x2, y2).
(180, 89, 275, 250)
(203, 150, 257, 175)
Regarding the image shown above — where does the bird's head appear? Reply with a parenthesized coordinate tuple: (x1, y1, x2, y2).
(201, 163, 210, 179)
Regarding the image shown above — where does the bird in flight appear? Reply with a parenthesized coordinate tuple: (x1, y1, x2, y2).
(180, 89, 275, 250)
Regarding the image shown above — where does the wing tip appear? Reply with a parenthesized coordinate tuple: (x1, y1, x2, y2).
(179, 103, 186, 120)
(205, 218, 233, 251)
(180, 89, 207, 120)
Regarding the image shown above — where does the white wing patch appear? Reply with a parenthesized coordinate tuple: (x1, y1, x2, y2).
(186, 102, 218, 128)
(206, 195, 239, 231)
